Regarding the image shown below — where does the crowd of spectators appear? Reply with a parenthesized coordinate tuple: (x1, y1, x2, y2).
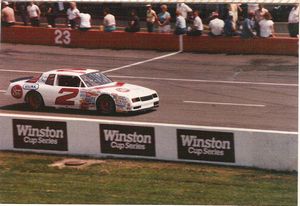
(1, 1, 299, 38)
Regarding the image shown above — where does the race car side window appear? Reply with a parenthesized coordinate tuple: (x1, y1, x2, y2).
(45, 74, 56, 85)
(57, 75, 81, 87)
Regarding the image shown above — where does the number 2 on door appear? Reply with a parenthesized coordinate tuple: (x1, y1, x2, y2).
(55, 88, 79, 105)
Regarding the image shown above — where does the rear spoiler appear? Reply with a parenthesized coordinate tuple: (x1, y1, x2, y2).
(10, 76, 33, 83)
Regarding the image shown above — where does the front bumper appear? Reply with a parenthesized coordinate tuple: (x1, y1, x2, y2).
(131, 99, 159, 111)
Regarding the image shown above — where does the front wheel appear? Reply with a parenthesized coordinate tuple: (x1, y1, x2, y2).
(97, 95, 115, 114)
(26, 92, 44, 110)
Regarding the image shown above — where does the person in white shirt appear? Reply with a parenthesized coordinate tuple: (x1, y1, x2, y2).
(58, 2, 64, 12)
(208, 12, 224, 36)
(27, 2, 40, 27)
(187, 10, 203, 36)
(103, 8, 116, 32)
(259, 12, 275, 38)
(67, 2, 80, 29)
(174, 10, 186, 35)
(254, 4, 268, 36)
(78, 13, 91, 31)
(146, 4, 157, 32)
(288, 5, 299, 37)
(176, 3, 192, 19)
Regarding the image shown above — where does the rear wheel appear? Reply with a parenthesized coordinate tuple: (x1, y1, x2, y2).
(26, 92, 44, 110)
(97, 95, 115, 114)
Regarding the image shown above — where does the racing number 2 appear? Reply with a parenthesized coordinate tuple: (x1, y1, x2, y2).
(54, 30, 71, 45)
(55, 88, 79, 106)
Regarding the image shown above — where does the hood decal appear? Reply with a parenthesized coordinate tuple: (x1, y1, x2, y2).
(94, 82, 125, 90)
(116, 88, 130, 92)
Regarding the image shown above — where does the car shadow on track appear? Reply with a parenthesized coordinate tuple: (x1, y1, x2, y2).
(0, 103, 156, 117)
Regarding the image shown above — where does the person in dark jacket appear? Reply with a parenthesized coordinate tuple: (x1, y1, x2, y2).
(224, 13, 238, 36)
(46, 3, 58, 28)
(240, 11, 256, 39)
(125, 10, 140, 32)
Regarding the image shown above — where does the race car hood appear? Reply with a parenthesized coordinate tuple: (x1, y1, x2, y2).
(91, 82, 156, 98)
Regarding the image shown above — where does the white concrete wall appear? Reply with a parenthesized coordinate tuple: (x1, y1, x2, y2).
(0, 113, 297, 171)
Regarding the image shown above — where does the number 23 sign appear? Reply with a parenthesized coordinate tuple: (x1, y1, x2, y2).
(54, 30, 71, 45)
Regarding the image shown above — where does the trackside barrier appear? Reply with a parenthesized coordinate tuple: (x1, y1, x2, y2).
(0, 114, 297, 171)
(1, 26, 298, 55)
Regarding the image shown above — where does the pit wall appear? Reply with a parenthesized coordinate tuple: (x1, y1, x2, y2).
(1, 26, 298, 55)
(0, 114, 297, 171)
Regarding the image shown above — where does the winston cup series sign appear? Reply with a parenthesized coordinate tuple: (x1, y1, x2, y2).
(177, 129, 235, 163)
(100, 124, 155, 156)
(13, 119, 68, 151)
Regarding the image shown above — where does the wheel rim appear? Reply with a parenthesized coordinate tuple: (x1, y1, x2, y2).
(29, 95, 40, 110)
(100, 100, 111, 113)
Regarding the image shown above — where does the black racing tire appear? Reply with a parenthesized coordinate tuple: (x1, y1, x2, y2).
(26, 91, 44, 110)
(96, 95, 116, 114)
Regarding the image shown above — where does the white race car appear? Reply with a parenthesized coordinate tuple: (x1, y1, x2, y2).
(6, 68, 159, 114)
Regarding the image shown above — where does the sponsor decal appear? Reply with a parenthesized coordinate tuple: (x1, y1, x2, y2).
(11, 85, 23, 99)
(94, 82, 125, 90)
(111, 93, 130, 111)
(177, 129, 235, 163)
(23, 84, 39, 90)
(13, 119, 68, 151)
(100, 124, 155, 156)
(79, 90, 98, 109)
(116, 88, 130, 93)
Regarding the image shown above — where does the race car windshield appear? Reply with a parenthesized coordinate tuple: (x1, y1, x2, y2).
(80, 72, 112, 87)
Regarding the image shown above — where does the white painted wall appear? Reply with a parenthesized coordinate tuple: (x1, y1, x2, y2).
(0, 114, 297, 171)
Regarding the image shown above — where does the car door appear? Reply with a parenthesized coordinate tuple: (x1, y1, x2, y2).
(52, 74, 83, 109)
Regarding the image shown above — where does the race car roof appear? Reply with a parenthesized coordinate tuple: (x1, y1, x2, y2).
(45, 68, 99, 76)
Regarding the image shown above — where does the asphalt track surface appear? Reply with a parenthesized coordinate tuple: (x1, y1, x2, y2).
(0, 43, 298, 131)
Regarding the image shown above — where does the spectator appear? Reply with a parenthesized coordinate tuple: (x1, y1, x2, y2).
(255, 4, 268, 22)
(228, 4, 241, 29)
(174, 10, 186, 35)
(254, 4, 268, 36)
(247, 3, 259, 13)
(239, 4, 248, 18)
(176, 3, 192, 19)
(14, 2, 28, 26)
(46, 3, 58, 28)
(27, 2, 40, 27)
(146, 4, 157, 32)
(224, 13, 238, 36)
(77, 13, 91, 31)
(241, 11, 256, 39)
(67, 2, 80, 29)
(158, 4, 171, 33)
(288, 4, 299, 37)
(1, 1, 15, 27)
(259, 12, 275, 38)
(58, 2, 65, 13)
(236, 15, 244, 33)
(187, 10, 203, 36)
(103, 8, 116, 32)
(125, 10, 140, 33)
(208, 12, 224, 36)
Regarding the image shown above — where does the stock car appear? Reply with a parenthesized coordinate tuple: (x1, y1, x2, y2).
(6, 68, 159, 114)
